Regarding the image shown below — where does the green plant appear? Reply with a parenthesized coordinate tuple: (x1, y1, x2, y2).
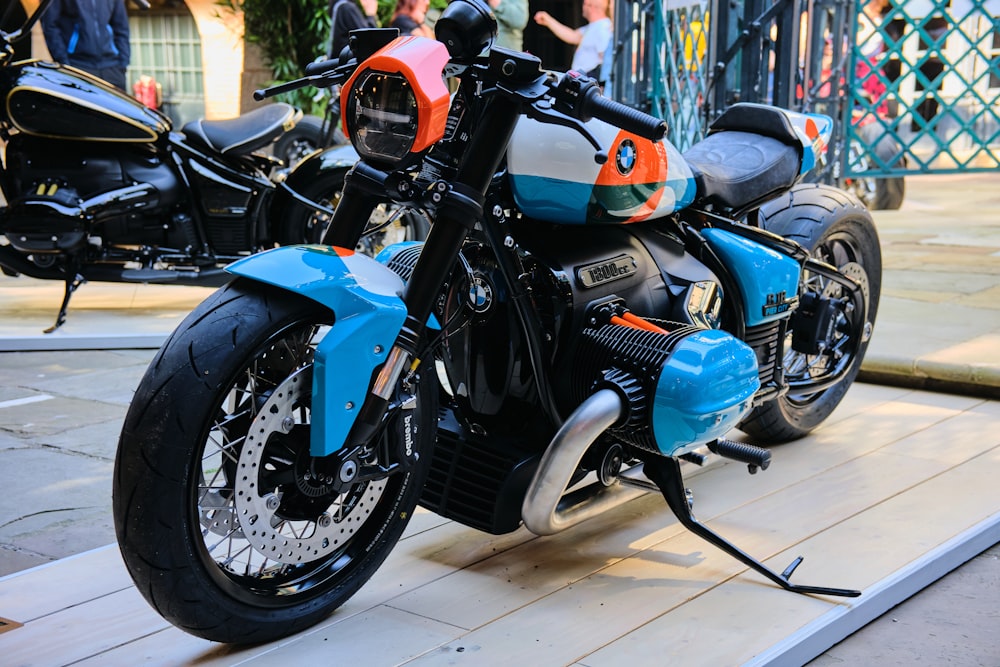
(219, 0, 451, 115)
(216, 0, 331, 114)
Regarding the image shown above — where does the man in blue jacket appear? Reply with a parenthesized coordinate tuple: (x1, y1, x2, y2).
(41, 0, 131, 91)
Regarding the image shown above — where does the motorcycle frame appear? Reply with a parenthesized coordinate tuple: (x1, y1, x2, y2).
(249, 57, 868, 454)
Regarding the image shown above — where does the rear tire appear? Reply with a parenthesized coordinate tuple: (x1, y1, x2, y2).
(113, 279, 437, 643)
(739, 184, 882, 443)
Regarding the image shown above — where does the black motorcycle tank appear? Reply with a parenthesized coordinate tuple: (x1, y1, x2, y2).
(6, 61, 170, 142)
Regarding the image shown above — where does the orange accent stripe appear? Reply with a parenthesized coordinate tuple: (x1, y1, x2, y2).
(620, 312, 668, 334)
(610, 315, 643, 331)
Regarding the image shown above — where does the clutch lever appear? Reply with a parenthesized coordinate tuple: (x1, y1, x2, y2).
(253, 69, 348, 102)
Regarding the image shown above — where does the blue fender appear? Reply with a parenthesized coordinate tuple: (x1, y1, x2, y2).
(226, 245, 406, 456)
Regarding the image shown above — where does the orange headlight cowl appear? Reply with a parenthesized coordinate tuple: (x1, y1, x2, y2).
(341, 36, 451, 163)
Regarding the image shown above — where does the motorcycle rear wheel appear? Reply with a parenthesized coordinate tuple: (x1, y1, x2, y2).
(739, 184, 882, 443)
(113, 279, 437, 644)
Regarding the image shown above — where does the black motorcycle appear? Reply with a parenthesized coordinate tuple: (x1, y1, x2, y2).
(0, 0, 427, 332)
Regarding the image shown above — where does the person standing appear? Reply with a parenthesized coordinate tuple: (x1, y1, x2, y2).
(328, 0, 379, 59)
(533, 0, 612, 78)
(41, 0, 131, 91)
(488, 0, 528, 51)
(389, 0, 434, 38)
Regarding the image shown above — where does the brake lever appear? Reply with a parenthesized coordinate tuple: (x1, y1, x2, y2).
(525, 100, 608, 165)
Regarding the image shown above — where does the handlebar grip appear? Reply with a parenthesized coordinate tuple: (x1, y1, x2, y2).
(581, 89, 667, 142)
(305, 58, 340, 76)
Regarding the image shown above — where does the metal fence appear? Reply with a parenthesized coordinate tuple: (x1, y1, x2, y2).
(609, 0, 1000, 180)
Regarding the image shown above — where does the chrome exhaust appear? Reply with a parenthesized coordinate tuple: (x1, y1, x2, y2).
(521, 389, 654, 536)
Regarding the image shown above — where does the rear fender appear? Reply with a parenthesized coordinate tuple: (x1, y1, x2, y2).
(226, 244, 405, 456)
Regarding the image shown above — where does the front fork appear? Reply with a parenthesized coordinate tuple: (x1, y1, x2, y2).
(324, 96, 523, 451)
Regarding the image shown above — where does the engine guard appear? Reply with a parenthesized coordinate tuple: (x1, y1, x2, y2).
(226, 244, 407, 457)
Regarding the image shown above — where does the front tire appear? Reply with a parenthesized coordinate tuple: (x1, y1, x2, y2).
(739, 184, 882, 443)
(113, 279, 437, 643)
(272, 115, 327, 171)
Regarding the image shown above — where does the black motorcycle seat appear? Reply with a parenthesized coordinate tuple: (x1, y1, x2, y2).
(708, 102, 805, 146)
(682, 131, 800, 211)
(182, 103, 300, 156)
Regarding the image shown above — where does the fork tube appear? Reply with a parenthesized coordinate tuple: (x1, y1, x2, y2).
(320, 162, 386, 248)
(348, 97, 523, 445)
(398, 95, 523, 345)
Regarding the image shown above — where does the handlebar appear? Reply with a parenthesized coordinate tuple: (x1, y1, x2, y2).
(556, 71, 667, 143)
(579, 85, 667, 142)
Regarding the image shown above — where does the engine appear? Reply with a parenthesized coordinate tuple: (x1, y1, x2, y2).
(569, 322, 759, 457)
(1, 136, 182, 255)
(436, 221, 738, 426)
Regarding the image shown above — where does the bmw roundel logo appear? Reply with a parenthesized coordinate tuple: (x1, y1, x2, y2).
(615, 138, 637, 176)
(468, 276, 494, 313)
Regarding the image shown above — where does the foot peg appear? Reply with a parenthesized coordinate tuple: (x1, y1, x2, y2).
(644, 456, 861, 598)
(708, 437, 771, 474)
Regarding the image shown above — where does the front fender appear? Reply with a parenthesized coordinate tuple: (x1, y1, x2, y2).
(227, 244, 406, 456)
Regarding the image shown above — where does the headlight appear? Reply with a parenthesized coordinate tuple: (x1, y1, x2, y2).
(341, 36, 451, 167)
(347, 71, 419, 164)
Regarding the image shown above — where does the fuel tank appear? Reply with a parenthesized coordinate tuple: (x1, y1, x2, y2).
(506, 116, 697, 225)
(5, 61, 170, 142)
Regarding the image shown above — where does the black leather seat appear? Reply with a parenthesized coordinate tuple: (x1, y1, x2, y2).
(182, 103, 300, 156)
(682, 103, 803, 211)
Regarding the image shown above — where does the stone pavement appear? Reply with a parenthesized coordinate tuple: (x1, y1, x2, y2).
(857, 172, 1000, 399)
(0, 172, 997, 663)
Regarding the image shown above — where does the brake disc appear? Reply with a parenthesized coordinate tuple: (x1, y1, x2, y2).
(233, 367, 387, 564)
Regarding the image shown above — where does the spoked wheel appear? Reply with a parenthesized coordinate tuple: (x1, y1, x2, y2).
(113, 279, 437, 643)
(278, 169, 430, 257)
(739, 184, 882, 443)
(272, 115, 327, 172)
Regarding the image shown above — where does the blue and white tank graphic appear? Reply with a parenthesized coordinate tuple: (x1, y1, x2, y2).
(507, 116, 697, 225)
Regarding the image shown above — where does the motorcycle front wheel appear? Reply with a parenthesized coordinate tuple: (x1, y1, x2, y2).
(739, 184, 882, 443)
(277, 169, 430, 257)
(113, 279, 437, 644)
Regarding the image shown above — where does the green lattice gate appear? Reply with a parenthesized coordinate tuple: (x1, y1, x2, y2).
(847, 0, 1000, 174)
(609, 0, 1000, 191)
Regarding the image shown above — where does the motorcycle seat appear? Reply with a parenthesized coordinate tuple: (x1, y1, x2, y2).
(182, 103, 302, 156)
(682, 131, 800, 211)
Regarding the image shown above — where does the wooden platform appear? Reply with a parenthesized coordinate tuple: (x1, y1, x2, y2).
(1, 382, 998, 666)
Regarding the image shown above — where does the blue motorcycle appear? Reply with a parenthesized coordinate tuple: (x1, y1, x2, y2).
(113, 0, 880, 644)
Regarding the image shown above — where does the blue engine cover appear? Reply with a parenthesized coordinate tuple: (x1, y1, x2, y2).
(701, 228, 801, 328)
(652, 329, 760, 456)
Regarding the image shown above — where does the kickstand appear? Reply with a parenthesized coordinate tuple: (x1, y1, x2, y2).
(44, 273, 85, 334)
(644, 456, 861, 598)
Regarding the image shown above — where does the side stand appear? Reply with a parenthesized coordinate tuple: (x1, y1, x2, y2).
(643, 456, 861, 598)
(44, 273, 85, 334)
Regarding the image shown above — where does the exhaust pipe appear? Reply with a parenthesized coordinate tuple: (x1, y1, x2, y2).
(522, 389, 652, 535)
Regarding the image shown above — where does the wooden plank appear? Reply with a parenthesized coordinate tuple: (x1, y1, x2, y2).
(0, 545, 133, 622)
(392, 421, 999, 665)
(0, 588, 172, 667)
(576, 446, 1000, 667)
(1, 386, 996, 666)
